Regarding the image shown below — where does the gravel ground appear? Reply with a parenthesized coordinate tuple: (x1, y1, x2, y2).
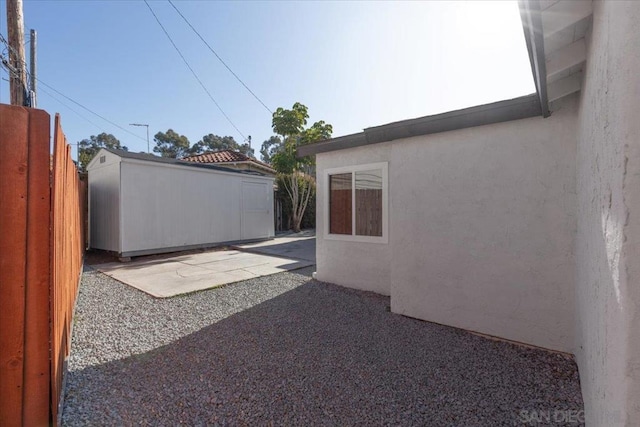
(63, 266, 584, 426)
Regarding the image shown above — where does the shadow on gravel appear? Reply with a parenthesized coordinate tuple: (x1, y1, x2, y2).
(63, 279, 583, 425)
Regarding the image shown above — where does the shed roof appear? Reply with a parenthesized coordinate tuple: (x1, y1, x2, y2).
(99, 148, 269, 177)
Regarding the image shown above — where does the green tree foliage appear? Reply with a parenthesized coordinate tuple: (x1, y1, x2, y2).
(259, 135, 282, 163)
(190, 134, 254, 157)
(268, 102, 333, 232)
(260, 107, 332, 164)
(301, 120, 333, 145)
(153, 129, 191, 158)
(78, 133, 127, 172)
(272, 102, 309, 137)
(268, 103, 332, 171)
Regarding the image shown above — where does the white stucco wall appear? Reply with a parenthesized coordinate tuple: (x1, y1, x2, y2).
(575, 2, 640, 425)
(316, 94, 578, 352)
(316, 144, 392, 296)
(390, 95, 578, 353)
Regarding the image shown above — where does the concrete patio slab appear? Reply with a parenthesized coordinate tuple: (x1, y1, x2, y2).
(95, 249, 313, 298)
(232, 231, 316, 263)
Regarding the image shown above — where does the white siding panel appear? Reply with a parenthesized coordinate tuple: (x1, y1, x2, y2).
(88, 156, 121, 252)
(241, 181, 274, 240)
(119, 161, 273, 254)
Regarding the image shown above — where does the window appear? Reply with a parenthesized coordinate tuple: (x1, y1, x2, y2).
(329, 173, 352, 235)
(326, 162, 388, 243)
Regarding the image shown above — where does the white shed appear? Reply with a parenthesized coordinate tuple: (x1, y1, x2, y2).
(87, 148, 275, 257)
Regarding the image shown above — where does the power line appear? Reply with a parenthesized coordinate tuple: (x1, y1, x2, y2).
(0, 33, 28, 80)
(167, 0, 273, 115)
(144, 0, 247, 141)
(37, 84, 106, 132)
(2, 31, 146, 144)
(35, 77, 147, 143)
(2, 56, 146, 146)
(0, 31, 31, 102)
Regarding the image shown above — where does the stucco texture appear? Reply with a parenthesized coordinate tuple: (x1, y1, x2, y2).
(389, 95, 578, 354)
(316, 95, 578, 352)
(575, 1, 640, 425)
(316, 144, 392, 296)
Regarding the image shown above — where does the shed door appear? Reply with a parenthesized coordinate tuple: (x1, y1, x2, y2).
(241, 181, 270, 240)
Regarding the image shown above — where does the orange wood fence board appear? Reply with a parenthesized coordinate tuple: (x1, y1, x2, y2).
(51, 114, 65, 423)
(0, 105, 30, 426)
(23, 108, 52, 426)
(50, 114, 83, 424)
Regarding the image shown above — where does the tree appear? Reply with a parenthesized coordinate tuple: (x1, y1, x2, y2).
(272, 102, 309, 137)
(153, 129, 191, 158)
(78, 133, 127, 172)
(260, 135, 283, 163)
(190, 134, 254, 157)
(270, 102, 333, 232)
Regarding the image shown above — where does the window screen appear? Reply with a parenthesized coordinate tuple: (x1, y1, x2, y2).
(329, 173, 352, 235)
(355, 169, 383, 236)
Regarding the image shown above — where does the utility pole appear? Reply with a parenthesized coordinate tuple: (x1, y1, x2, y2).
(29, 29, 37, 107)
(6, 0, 28, 106)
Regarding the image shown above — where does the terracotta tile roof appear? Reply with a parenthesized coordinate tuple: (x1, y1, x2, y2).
(182, 150, 275, 173)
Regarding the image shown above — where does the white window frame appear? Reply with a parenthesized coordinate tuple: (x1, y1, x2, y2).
(324, 162, 388, 244)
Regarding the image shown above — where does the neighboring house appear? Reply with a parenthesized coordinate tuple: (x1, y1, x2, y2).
(299, 1, 640, 425)
(182, 150, 276, 176)
(87, 148, 274, 258)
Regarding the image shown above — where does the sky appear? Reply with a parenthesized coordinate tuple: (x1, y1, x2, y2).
(0, 0, 535, 159)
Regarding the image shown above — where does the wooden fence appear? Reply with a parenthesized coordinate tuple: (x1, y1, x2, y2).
(0, 105, 83, 426)
(50, 114, 84, 423)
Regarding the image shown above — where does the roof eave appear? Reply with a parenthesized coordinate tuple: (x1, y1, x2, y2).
(297, 94, 541, 157)
(218, 160, 276, 174)
(518, 0, 550, 117)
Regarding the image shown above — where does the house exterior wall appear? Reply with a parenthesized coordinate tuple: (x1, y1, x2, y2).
(316, 94, 578, 352)
(87, 151, 121, 252)
(316, 144, 392, 295)
(575, 1, 640, 424)
(389, 95, 578, 353)
(118, 160, 274, 256)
